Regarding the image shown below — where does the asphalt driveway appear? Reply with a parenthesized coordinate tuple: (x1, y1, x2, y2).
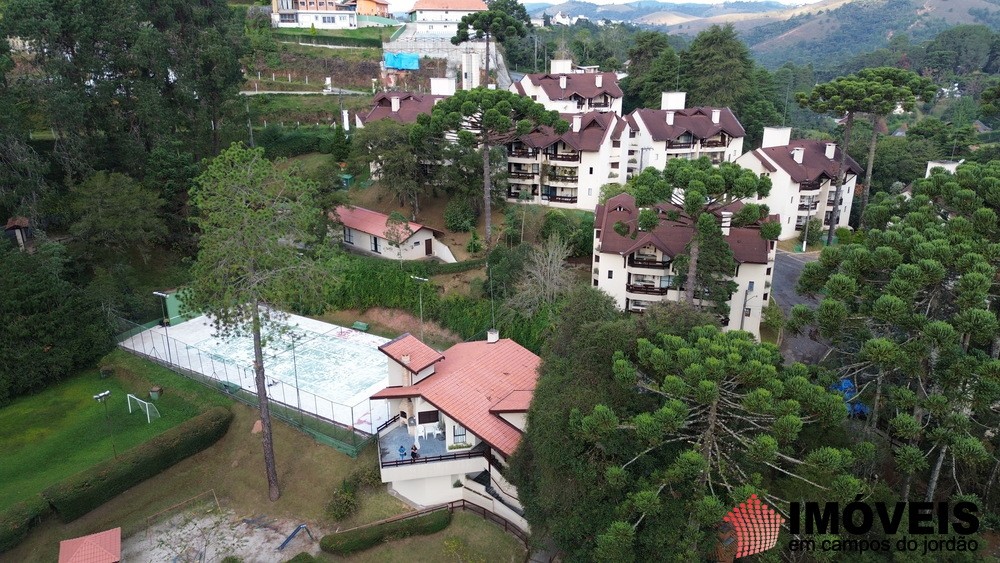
(772, 250, 830, 365)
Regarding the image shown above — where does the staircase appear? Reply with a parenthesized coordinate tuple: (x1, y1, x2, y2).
(467, 471, 524, 517)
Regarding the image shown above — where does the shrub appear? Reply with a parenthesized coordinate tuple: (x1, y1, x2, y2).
(220, 557, 243, 563)
(41, 407, 233, 523)
(284, 553, 317, 563)
(319, 508, 452, 555)
(325, 485, 359, 521)
(349, 463, 382, 490)
(466, 232, 484, 254)
(798, 218, 823, 248)
(834, 227, 854, 245)
(762, 300, 785, 334)
(444, 198, 477, 232)
(0, 497, 50, 553)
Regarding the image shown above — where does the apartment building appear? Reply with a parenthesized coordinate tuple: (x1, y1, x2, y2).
(593, 193, 776, 338)
(510, 60, 623, 115)
(625, 92, 744, 178)
(505, 111, 629, 211)
(734, 127, 862, 241)
(271, 0, 358, 29)
(355, 92, 448, 127)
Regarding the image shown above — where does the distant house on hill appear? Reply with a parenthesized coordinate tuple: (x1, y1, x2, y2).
(334, 205, 456, 262)
(355, 92, 448, 127)
(407, 0, 487, 35)
(510, 60, 623, 115)
(3, 216, 33, 252)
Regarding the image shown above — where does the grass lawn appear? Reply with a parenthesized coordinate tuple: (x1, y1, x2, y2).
(273, 27, 397, 41)
(0, 351, 225, 510)
(321, 511, 527, 562)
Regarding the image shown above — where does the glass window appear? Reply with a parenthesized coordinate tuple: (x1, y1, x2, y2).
(453, 424, 467, 442)
(371, 237, 381, 253)
(607, 270, 613, 279)
(343, 227, 354, 244)
(417, 410, 439, 424)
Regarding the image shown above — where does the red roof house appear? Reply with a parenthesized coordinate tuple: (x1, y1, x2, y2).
(334, 205, 455, 262)
(58, 528, 121, 563)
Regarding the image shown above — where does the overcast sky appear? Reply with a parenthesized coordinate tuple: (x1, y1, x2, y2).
(394, 0, 825, 14)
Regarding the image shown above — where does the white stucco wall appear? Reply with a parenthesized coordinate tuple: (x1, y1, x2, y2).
(497, 412, 527, 431)
(271, 11, 357, 29)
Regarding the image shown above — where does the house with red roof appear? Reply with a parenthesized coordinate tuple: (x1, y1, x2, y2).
(626, 91, 746, 175)
(505, 110, 629, 211)
(734, 127, 862, 241)
(355, 92, 448, 127)
(593, 192, 776, 337)
(370, 330, 537, 528)
(334, 205, 456, 262)
(407, 0, 488, 35)
(58, 527, 121, 563)
(510, 59, 623, 115)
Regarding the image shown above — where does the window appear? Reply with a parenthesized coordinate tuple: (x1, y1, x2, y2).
(748, 281, 755, 291)
(762, 292, 769, 301)
(453, 424, 467, 442)
(279, 13, 298, 22)
(322, 16, 335, 22)
(589, 167, 594, 174)
(608, 270, 614, 279)
(343, 227, 354, 244)
(531, 95, 537, 100)
(593, 279, 599, 286)
(594, 254, 600, 263)
(613, 140, 621, 148)
(744, 307, 752, 317)
(412, 241, 420, 247)
(371, 237, 381, 253)
(766, 267, 772, 275)
(588, 188, 592, 196)
(595, 229, 601, 239)
(611, 162, 619, 169)
(417, 410, 439, 424)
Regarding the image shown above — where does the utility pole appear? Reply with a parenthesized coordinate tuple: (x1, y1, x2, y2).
(410, 276, 429, 341)
(153, 291, 172, 366)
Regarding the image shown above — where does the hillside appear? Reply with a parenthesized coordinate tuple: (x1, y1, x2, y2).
(528, 0, 786, 21)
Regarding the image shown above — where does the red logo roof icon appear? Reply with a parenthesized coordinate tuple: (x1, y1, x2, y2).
(721, 494, 785, 558)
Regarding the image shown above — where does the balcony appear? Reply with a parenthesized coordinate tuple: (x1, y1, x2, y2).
(378, 423, 490, 467)
(591, 101, 611, 108)
(798, 202, 819, 211)
(800, 180, 822, 191)
(508, 171, 535, 179)
(628, 255, 670, 268)
(546, 152, 580, 162)
(666, 141, 693, 149)
(541, 194, 578, 204)
(548, 172, 578, 183)
(626, 284, 669, 295)
(702, 139, 727, 148)
(508, 149, 537, 159)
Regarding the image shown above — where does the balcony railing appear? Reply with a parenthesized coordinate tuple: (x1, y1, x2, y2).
(628, 256, 671, 268)
(549, 173, 578, 182)
(508, 149, 537, 158)
(798, 203, 819, 211)
(508, 171, 535, 179)
(800, 181, 822, 191)
(626, 284, 670, 295)
(541, 194, 578, 203)
(702, 139, 727, 148)
(666, 141, 693, 149)
(380, 444, 488, 468)
(591, 101, 611, 108)
(546, 152, 580, 162)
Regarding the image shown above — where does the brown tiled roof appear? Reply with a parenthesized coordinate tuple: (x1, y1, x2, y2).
(372, 338, 540, 456)
(610, 116, 628, 141)
(360, 92, 447, 125)
(334, 205, 439, 240)
(490, 390, 533, 413)
(758, 140, 862, 184)
(751, 149, 777, 172)
(525, 72, 623, 101)
(520, 111, 618, 152)
(59, 528, 121, 563)
(378, 333, 445, 374)
(4, 216, 29, 230)
(410, 0, 487, 11)
(595, 193, 771, 264)
(631, 107, 745, 142)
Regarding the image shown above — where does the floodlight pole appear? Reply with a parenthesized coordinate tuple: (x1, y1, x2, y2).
(153, 291, 172, 366)
(292, 335, 303, 425)
(410, 276, 429, 341)
(94, 390, 117, 459)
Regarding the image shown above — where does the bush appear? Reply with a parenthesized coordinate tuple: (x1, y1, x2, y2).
(0, 497, 50, 553)
(762, 300, 785, 334)
(256, 125, 349, 159)
(349, 463, 382, 490)
(444, 198, 477, 232)
(466, 232, 484, 254)
(325, 484, 359, 521)
(834, 227, 854, 245)
(320, 508, 452, 555)
(284, 553, 317, 563)
(41, 407, 233, 523)
(798, 218, 823, 248)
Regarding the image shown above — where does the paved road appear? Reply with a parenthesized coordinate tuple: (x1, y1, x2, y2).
(772, 250, 830, 365)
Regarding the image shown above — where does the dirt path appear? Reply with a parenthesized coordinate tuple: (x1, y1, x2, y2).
(320, 307, 462, 348)
(122, 507, 321, 562)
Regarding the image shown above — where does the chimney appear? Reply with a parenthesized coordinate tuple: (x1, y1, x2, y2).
(401, 354, 411, 365)
(666, 111, 675, 126)
(487, 328, 499, 343)
(595, 74, 603, 88)
(792, 147, 804, 164)
(550, 59, 573, 74)
(660, 91, 687, 111)
(720, 211, 732, 236)
(711, 109, 721, 124)
(761, 126, 792, 149)
(390, 96, 400, 113)
(572, 114, 582, 133)
(825, 143, 836, 159)
(559, 75, 567, 90)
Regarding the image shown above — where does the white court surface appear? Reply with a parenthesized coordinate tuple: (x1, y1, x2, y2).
(119, 313, 391, 434)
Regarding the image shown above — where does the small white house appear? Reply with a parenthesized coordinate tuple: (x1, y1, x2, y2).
(271, 0, 358, 29)
(335, 205, 456, 262)
(370, 331, 537, 529)
(407, 0, 488, 35)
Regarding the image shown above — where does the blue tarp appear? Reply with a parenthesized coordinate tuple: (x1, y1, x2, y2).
(384, 52, 420, 70)
(829, 379, 871, 418)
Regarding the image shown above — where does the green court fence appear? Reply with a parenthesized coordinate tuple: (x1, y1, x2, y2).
(113, 317, 378, 457)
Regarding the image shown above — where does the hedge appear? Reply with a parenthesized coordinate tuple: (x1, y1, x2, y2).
(41, 407, 234, 523)
(257, 125, 349, 159)
(0, 497, 50, 553)
(319, 508, 452, 555)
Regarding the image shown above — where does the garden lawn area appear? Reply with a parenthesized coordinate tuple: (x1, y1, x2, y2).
(273, 27, 396, 40)
(0, 350, 226, 510)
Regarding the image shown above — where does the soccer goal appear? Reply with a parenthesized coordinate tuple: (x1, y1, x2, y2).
(127, 393, 162, 424)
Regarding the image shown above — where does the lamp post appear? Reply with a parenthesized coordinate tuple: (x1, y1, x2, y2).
(739, 284, 759, 332)
(153, 291, 172, 366)
(93, 390, 117, 459)
(410, 276, 429, 341)
(290, 332, 304, 425)
(801, 195, 814, 253)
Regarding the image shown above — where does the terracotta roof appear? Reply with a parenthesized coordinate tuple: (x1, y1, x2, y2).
(758, 140, 862, 184)
(524, 72, 623, 101)
(372, 338, 540, 456)
(490, 390, 533, 413)
(59, 528, 121, 563)
(520, 111, 619, 152)
(409, 0, 487, 11)
(631, 107, 745, 142)
(360, 92, 447, 125)
(595, 193, 771, 264)
(378, 333, 445, 374)
(4, 216, 29, 230)
(334, 205, 439, 240)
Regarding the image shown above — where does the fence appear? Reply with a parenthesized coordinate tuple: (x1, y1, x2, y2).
(114, 318, 383, 458)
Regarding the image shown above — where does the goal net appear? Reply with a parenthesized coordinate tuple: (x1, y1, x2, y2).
(127, 393, 162, 424)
